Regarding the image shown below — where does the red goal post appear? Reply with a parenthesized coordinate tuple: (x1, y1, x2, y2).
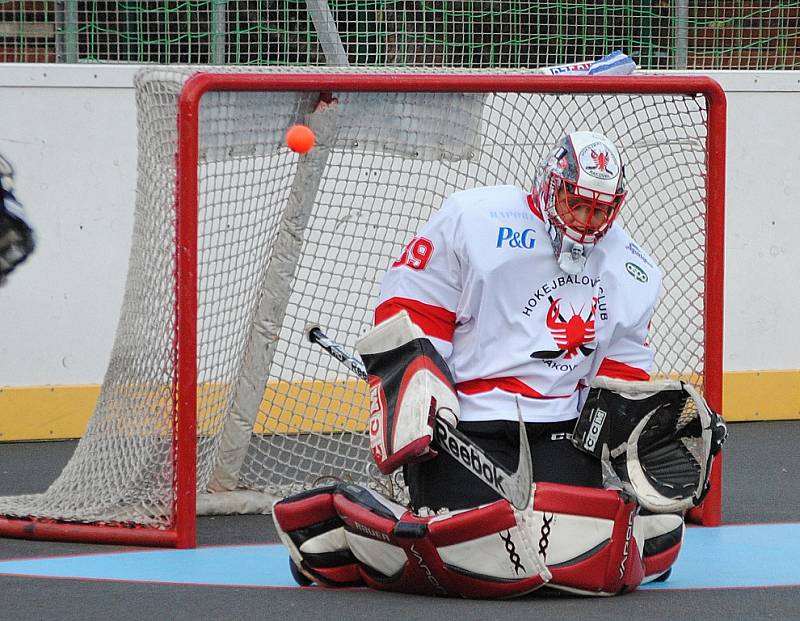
(0, 70, 725, 548)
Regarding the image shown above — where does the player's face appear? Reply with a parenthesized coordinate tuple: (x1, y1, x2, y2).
(555, 185, 617, 239)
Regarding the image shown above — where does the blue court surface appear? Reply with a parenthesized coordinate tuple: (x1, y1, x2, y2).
(1, 522, 798, 591)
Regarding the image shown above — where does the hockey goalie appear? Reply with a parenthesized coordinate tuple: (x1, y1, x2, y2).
(273, 131, 727, 597)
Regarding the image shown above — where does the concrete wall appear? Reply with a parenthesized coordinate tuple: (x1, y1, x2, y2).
(0, 65, 798, 439)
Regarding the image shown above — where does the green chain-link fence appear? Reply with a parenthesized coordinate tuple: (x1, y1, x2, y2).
(1, 1, 798, 69)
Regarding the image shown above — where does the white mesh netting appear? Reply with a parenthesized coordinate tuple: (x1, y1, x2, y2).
(0, 67, 715, 529)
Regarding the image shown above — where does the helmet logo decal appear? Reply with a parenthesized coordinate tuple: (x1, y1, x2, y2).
(592, 149, 610, 171)
(530, 296, 597, 360)
(579, 142, 619, 180)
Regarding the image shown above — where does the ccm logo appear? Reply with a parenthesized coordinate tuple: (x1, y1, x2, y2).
(496, 227, 536, 249)
(368, 383, 386, 461)
(584, 409, 606, 450)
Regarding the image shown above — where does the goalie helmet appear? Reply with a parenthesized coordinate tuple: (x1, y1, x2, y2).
(533, 131, 627, 275)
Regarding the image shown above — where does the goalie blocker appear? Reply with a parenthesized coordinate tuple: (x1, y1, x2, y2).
(355, 310, 460, 474)
(572, 377, 728, 513)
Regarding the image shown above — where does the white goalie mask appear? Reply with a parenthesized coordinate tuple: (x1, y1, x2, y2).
(533, 131, 627, 275)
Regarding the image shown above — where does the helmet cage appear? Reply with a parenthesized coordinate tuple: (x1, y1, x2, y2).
(546, 171, 626, 245)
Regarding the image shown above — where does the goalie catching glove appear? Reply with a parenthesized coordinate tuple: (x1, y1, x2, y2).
(572, 377, 727, 513)
(356, 310, 459, 474)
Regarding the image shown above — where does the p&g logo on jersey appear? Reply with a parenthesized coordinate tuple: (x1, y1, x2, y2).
(497, 227, 536, 249)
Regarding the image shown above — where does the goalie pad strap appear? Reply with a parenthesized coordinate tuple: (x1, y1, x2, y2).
(357, 310, 459, 474)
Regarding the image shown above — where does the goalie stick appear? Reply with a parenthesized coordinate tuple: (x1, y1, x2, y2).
(306, 325, 533, 510)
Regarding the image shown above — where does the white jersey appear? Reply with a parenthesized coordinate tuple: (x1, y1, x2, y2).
(376, 185, 662, 423)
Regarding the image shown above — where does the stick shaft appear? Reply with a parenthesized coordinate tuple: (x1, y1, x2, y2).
(308, 326, 367, 380)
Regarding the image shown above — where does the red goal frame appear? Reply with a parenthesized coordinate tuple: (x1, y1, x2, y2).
(0, 73, 725, 548)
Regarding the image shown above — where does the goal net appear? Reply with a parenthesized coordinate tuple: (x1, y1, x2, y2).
(0, 68, 725, 547)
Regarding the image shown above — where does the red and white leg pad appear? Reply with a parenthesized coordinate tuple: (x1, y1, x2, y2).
(271, 484, 367, 587)
(529, 482, 646, 595)
(272, 482, 680, 597)
(638, 511, 684, 583)
(273, 483, 550, 598)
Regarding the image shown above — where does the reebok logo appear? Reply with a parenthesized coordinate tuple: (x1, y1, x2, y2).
(434, 419, 506, 494)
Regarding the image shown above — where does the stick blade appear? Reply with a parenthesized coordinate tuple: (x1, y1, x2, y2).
(507, 399, 533, 510)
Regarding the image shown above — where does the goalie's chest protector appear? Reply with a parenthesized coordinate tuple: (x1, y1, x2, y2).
(390, 185, 660, 423)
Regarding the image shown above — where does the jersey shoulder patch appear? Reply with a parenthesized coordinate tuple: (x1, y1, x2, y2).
(598, 227, 662, 324)
(604, 227, 661, 287)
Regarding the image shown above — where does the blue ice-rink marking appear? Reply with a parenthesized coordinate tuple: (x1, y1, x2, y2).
(1, 523, 799, 590)
(0, 545, 296, 588)
(642, 522, 800, 590)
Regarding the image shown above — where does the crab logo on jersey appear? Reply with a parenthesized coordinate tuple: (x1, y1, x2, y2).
(531, 295, 597, 360)
(580, 142, 619, 180)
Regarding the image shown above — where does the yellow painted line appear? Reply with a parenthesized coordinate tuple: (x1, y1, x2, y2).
(1, 370, 798, 441)
(0, 380, 369, 441)
(194, 380, 369, 435)
(0, 385, 100, 441)
(253, 379, 369, 434)
(723, 369, 800, 422)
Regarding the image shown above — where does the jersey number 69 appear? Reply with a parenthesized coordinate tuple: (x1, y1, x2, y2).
(392, 236, 434, 271)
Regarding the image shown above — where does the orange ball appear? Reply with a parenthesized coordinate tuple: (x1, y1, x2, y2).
(286, 124, 316, 154)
